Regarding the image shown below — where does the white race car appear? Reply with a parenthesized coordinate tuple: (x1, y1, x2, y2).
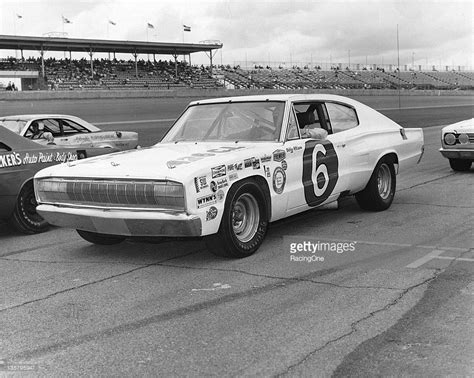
(34, 94, 424, 258)
(439, 118, 473, 171)
(0, 114, 138, 150)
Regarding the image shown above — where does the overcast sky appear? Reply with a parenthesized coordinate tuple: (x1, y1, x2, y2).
(0, 0, 472, 69)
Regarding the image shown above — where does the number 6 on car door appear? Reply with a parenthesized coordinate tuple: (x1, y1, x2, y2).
(302, 139, 339, 207)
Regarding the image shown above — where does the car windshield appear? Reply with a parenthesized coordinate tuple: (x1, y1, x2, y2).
(0, 119, 27, 134)
(161, 101, 285, 143)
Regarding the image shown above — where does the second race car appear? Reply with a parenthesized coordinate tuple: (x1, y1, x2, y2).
(0, 114, 138, 150)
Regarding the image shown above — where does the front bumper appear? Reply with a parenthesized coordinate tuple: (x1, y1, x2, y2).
(439, 148, 474, 160)
(37, 205, 202, 237)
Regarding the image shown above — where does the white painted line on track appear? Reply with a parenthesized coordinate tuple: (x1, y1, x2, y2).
(406, 250, 445, 268)
(407, 250, 474, 268)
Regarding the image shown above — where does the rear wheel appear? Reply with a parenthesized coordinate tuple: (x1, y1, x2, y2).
(355, 159, 396, 211)
(449, 158, 472, 172)
(11, 182, 49, 234)
(206, 180, 268, 258)
(77, 230, 125, 245)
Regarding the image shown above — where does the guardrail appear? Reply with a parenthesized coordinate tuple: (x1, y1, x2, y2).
(0, 88, 473, 101)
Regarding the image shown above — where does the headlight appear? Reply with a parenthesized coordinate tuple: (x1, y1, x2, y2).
(443, 133, 456, 145)
(458, 133, 469, 144)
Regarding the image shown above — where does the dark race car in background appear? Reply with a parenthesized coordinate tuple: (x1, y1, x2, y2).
(0, 126, 121, 234)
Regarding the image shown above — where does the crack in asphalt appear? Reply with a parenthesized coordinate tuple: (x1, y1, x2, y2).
(275, 269, 442, 377)
(277, 248, 473, 376)
(0, 240, 75, 258)
(155, 262, 407, 291)
(396, 202, 473, 209)
(398, 173, 457, 191)
(0, 257, 151, 265)
(4, 266, 403, 363)
(0, 250, 202, 314)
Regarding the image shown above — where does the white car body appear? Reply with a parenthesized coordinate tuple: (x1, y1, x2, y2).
(439, 118, 474, 170)
(34, 94, 424, 255)
(0, 114, 138, 150)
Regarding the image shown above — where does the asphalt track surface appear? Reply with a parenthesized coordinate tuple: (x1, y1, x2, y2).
(0, 94, 473, 376)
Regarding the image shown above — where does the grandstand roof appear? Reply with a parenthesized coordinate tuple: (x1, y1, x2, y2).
(0, 35, 223, 56)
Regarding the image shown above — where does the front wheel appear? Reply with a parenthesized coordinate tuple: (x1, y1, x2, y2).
(77, 230, 125, 245)
(449, 159, 472, 172)
(11, 182, 49, 234)
(205, 180, 268, 258)
(355, 160, 396, 211)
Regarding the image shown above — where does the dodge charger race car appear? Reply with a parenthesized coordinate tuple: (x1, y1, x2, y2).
(35, 94, 424, 258)
(439, 118, 473, 171)
(0, 126, 121, 234)
(0, 114, 138, 150)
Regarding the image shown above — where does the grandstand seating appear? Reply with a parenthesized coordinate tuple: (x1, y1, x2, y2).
(1, 57, 473, 91)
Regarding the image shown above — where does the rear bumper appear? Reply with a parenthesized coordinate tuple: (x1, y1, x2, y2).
(37, 204, 202, 237)
(439, 148, 474, 160)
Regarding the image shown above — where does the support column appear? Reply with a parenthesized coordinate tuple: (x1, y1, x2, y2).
(209, 50, 213, 76)
(174, 54, 178, 80)
(133, 52, 138, 78)
(89, 48, 94, 79)
(40, 47, 45, 78)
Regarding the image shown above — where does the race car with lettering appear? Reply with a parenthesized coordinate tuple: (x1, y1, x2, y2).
(439, 118, 473, 171)
(0, 126, 120, 234)
(34, 94, 424, 258)
(0, 114, 138, 150)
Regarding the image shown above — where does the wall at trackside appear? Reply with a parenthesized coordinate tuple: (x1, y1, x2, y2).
(0, 88, 473, 101)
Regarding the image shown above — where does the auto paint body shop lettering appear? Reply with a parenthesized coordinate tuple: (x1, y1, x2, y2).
(21, 152, 78, 165)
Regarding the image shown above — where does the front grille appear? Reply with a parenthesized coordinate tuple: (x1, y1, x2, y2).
(467, 133, 474, 143)
(36, 178, 185, 210)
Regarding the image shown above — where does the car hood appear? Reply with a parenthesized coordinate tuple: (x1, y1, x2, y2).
(442, 118, 474, 133)
(34, 142, 276, 182)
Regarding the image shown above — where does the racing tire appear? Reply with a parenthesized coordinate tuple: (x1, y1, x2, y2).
(77, 230, 125, 245)
(449, 159, 472, 172)
(355, 159, 396, 211)
(11, 182, 49, 234)
(205, 180, 268, 258)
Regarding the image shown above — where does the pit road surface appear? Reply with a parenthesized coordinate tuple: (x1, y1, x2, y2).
(0, 95, 473, 376)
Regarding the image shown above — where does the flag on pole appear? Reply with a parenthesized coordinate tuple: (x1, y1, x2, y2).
(16, 14, 22, 19)
(62, 16, 72, 24)
(109, 20, 116, 25)
(183, 24, 191, 32)
(147, 22, 154, 29)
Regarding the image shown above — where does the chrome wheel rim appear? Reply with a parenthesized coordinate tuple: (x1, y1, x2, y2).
(232, 193, 259, 243)
(377, 163, 392, 200)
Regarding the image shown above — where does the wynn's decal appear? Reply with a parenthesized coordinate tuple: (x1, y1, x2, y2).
(302, 140, 339, 207)
(197, 194, 217, 208)
(166, 146, 246, 169)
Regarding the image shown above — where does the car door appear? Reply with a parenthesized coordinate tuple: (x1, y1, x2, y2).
(285, 102, 344, 213)
(323, 101, 371, 192)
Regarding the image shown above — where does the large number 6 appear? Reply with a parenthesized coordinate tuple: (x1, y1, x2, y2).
(302, 139, 339, 207)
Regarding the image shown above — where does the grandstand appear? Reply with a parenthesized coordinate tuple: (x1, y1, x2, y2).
(0, 35, 473, 92)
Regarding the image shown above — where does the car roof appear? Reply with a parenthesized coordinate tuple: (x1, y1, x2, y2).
(188, 93, 360, 106)
(0, 114, 83, 121)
